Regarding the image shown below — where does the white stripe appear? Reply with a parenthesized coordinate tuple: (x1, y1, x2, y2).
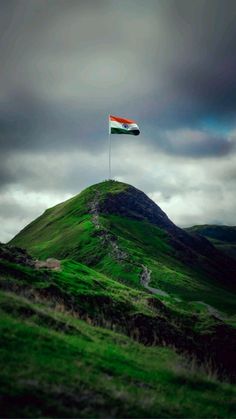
(110, 120, 139, 130)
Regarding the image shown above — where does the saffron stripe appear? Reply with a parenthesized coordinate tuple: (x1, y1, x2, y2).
(110, 115, 136, 124)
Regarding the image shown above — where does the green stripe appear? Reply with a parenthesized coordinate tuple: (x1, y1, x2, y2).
(111, 128, 140, 135)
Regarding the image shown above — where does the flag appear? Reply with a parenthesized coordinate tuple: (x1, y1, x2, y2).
(109, 115, 140, 136)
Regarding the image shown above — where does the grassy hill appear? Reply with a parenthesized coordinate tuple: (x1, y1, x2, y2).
(11, 180, 236, 313)
(2, 180, 236, 416)
(186, 225, 236, 260)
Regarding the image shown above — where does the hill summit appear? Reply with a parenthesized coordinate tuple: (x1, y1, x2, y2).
(11, 180, 236, 295)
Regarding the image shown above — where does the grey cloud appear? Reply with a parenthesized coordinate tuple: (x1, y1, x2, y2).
(0, 150, 108, 192)
(1, 0, 236, 241)
(0, 187, 72, 243)
(156, 129, 234, 158)
(156, 0, 236, 119)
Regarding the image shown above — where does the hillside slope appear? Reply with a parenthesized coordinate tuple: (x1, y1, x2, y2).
(2, 289, 236, 417)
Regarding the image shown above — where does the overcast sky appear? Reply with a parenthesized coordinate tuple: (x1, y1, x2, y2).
(1, 0, 236, 242)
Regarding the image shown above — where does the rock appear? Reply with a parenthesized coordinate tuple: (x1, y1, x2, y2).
(35, 258, 61, 270)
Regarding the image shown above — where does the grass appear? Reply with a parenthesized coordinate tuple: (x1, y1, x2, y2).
(98, 215, 236, 315)
(10, 180, 128, 256)
(1, 251, 236, 370)
(1, 290, 236, 418)
(0, 257, 154, 317)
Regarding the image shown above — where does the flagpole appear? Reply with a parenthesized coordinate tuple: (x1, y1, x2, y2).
(108, 115, 111, 179)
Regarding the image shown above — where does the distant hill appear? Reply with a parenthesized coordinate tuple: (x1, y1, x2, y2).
(185, 225, 236, 260)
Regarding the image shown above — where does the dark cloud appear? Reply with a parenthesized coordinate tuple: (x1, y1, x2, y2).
(1, 0, 236, 241)
(0, 91, 107, 154)
(157, 0, 236, 119)
(1, 0, 236, 148)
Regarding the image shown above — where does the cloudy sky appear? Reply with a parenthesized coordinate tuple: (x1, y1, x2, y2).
(1, 0, 236, 242)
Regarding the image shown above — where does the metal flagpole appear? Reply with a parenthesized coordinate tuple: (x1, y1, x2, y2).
(108, 114, 111, 179)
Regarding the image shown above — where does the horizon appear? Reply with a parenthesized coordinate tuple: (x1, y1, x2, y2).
(1, 0, 236, 242)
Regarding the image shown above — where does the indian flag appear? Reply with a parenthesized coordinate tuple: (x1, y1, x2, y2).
(109, 115, 140, 136)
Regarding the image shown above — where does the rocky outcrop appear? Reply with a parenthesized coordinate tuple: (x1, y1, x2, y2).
(35, 258, 61, 270)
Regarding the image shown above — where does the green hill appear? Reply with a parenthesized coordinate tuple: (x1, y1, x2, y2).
(186, 225, 236, 260)
(1, 180, 236, 417)
(11, 180, 236, 312)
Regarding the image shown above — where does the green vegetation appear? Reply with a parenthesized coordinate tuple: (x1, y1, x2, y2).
(1, 290, 236, 418)
(1, 249, 236, 366)
(0, 256, 155, 322)
(102, 215, 236, 314)
(11, 181, 129, 264)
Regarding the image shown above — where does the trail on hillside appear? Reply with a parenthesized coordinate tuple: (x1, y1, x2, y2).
(140, 265, 169, 296)
(90, 194, 100, 229)
(140, 266, 226, 317)
(194, 301, 225, 320)
(90, 192, 127, 261)
(90, 193, 170, 296)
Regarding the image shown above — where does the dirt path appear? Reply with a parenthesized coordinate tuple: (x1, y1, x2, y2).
(91, 194, 170, 294)
(194, 301, 225, 320)
(90, 193, 127, 261)
(90, 192, 100, 229)
(140, 264, 169, 296)
(90, 194, 169, 295)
